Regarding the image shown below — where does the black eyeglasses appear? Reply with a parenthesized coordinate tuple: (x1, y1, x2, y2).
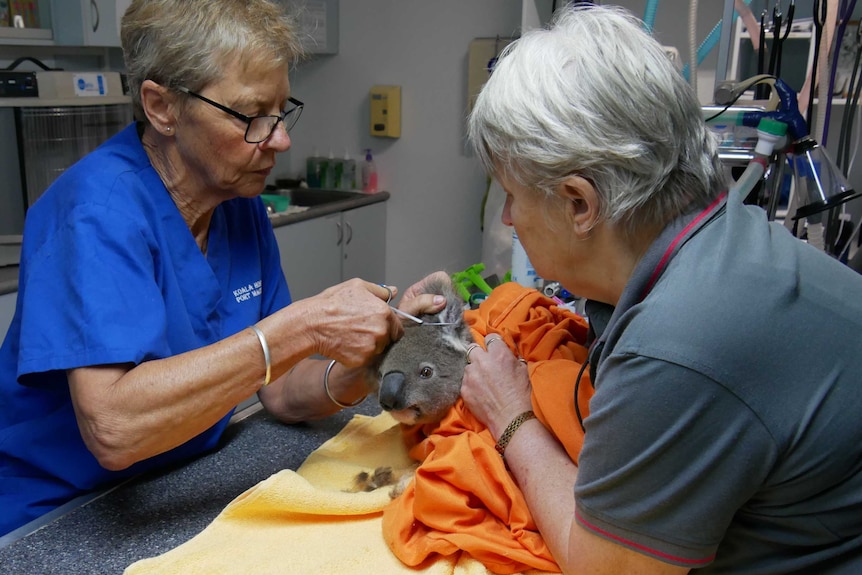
(177, 86, 303, 144)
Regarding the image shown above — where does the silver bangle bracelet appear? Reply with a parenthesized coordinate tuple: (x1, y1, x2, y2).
(249, 325, 271, 386)
(323, 359, 365, 408)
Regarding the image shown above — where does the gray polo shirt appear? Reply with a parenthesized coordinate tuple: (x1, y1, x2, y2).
(575, 195, 862, 573)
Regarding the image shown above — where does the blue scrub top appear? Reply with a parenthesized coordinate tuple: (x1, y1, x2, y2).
(0, 123, 293, 535)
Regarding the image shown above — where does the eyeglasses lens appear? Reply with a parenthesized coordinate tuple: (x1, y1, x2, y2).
(246, 107, 303, 143)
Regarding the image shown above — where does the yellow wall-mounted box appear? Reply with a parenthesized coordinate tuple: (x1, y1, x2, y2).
(370, 85, 401, 138)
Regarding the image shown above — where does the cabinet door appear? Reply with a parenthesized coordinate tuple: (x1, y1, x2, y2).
(51, 0, 126, 47)
(273, 213, 342, 302)
(342, 202, 386, 285)
(86, 0, 126, 47)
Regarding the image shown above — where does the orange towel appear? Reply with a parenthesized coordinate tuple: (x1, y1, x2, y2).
(382, 283, 594, 574)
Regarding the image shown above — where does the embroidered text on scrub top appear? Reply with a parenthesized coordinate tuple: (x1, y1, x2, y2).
(233, 280, 263, 303)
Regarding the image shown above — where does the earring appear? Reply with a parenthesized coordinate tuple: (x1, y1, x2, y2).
(165, 126, 173, 133)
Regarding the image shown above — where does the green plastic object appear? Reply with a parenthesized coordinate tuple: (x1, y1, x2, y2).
(452, 263, 495, 301)
(260, 194, 291, 212)
(756, 117, 788, 137)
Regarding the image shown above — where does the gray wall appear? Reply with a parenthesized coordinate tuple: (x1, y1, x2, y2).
(3, 1, 859, 288)
(277, 1, 522, 293)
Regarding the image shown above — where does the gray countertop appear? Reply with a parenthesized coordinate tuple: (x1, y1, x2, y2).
(0, 191, 389, 296)
(0, 399, 383, 574)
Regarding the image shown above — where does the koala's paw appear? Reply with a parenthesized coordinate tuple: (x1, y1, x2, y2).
(350, 466, 395, 493)
(349, 465, 417, 499)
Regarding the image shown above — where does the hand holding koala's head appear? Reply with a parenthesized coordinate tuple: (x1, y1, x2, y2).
(375, 277, 473, 426)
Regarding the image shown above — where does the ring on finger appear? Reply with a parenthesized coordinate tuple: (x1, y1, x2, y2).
(465, 343, 481, 364)
(486, 336, 504, 347)
(379, 284, 394, 304)
(518, 357, 527, 365)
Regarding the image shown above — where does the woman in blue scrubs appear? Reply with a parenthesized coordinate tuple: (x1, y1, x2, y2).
(0, 0, 442, 537)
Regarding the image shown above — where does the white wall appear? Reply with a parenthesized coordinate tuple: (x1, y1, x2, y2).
(275, 1, 522, 293)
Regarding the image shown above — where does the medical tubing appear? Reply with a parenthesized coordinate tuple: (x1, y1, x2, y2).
(689, 0, 698, 94)
(729, 119, 787, 205)
(768, 9, 781, 77)
(845, 62, 862, 170)
(775, 2, 795, 79)
(643, 0, 659, 33)
(756, 10, 768, 99)
(849, 116, 862, 176)
(840, 20, 862, 170)
(838, 40, 862, 169)
(249, 325, 272, 386)
(822, 0, 858, 146)
(681, 1, 754, 82)
(729, 157, 766, 204)
(808, 0, 825, 133)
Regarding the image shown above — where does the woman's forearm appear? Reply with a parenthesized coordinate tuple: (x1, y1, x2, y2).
(68, 302, 320, 470)
(502, 418, 580, 569)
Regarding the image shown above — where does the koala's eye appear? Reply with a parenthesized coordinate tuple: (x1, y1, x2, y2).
(419, 366, 433, 378)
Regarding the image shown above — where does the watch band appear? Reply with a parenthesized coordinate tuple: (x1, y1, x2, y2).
(495, 410, 536, 458)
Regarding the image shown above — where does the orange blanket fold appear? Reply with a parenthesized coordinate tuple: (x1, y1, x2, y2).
(382, 283, 594, 574)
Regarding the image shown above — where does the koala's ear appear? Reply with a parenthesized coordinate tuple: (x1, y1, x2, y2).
(436, 297, 464, 326)
(436, 294, 474, 345)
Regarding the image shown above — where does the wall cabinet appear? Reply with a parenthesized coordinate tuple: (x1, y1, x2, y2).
(50, 0, 131, 47)
(274, 202, 386, 301)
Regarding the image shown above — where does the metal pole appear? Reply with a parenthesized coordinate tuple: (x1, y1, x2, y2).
(715, 0, 737, 94)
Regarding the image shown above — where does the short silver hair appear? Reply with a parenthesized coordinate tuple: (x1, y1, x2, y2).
(468, 4, 726, 237)
(121, 0, 303, 122)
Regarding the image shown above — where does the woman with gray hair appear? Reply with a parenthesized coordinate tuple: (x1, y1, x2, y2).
(462, 4, 862, 574)
(0, 0, 443, 536)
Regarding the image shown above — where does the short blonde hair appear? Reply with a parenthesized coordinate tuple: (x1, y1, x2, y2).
(121, 0, 303, 122)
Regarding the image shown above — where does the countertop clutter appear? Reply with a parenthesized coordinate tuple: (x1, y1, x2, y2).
(0, 400, 383, 574)
(0, 191, 389, 297)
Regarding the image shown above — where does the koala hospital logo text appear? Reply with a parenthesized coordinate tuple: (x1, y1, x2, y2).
(233, 280, 262, 303)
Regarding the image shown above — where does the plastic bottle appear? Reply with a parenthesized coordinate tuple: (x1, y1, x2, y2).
(333, 155, 345, 190)
(306, 148, 324, 188)
(511, 229, 541, 289)
(360, 149, 378, 194)
(340, 149, 356, 190)
(315, 150, 332, 189)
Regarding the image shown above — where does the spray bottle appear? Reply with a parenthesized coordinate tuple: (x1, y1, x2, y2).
(360, 149, 378, 194)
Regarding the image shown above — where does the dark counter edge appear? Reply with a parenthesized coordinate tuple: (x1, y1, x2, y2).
(0, 190, 390, 296)
(0, 398, 384, 574)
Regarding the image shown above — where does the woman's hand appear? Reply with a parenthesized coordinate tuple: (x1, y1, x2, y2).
(396, 271, 451, 317)
(303, 279, 403, 367)
(461, 333, 533, 440)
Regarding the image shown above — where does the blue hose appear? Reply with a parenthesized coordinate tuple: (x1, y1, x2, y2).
(679, 0, 753, 81)
(643, 0, 659, 33)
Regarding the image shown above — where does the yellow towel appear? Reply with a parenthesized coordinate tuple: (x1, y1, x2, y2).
(124, 412, 551, 575)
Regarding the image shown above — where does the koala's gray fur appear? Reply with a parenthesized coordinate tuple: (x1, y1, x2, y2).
(351, 279, 472, 496)
(375, 278, 473, 426)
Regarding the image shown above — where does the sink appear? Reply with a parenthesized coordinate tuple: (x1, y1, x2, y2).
(267, 187, 364, 207)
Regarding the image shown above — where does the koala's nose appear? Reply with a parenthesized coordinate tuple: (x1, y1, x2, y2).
(379, 371, 406, 412)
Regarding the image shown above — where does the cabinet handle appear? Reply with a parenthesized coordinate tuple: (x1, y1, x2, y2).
(335, 221, 343, 246)
(91, 0, 100, 32)
(344, 221, 353, 246)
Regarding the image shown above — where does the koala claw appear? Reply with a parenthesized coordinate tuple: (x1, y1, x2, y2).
(349, 465, 417, 499)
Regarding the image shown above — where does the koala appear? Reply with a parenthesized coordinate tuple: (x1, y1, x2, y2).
(351, 278, 473, 496)
(376, 278, 474, 426)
